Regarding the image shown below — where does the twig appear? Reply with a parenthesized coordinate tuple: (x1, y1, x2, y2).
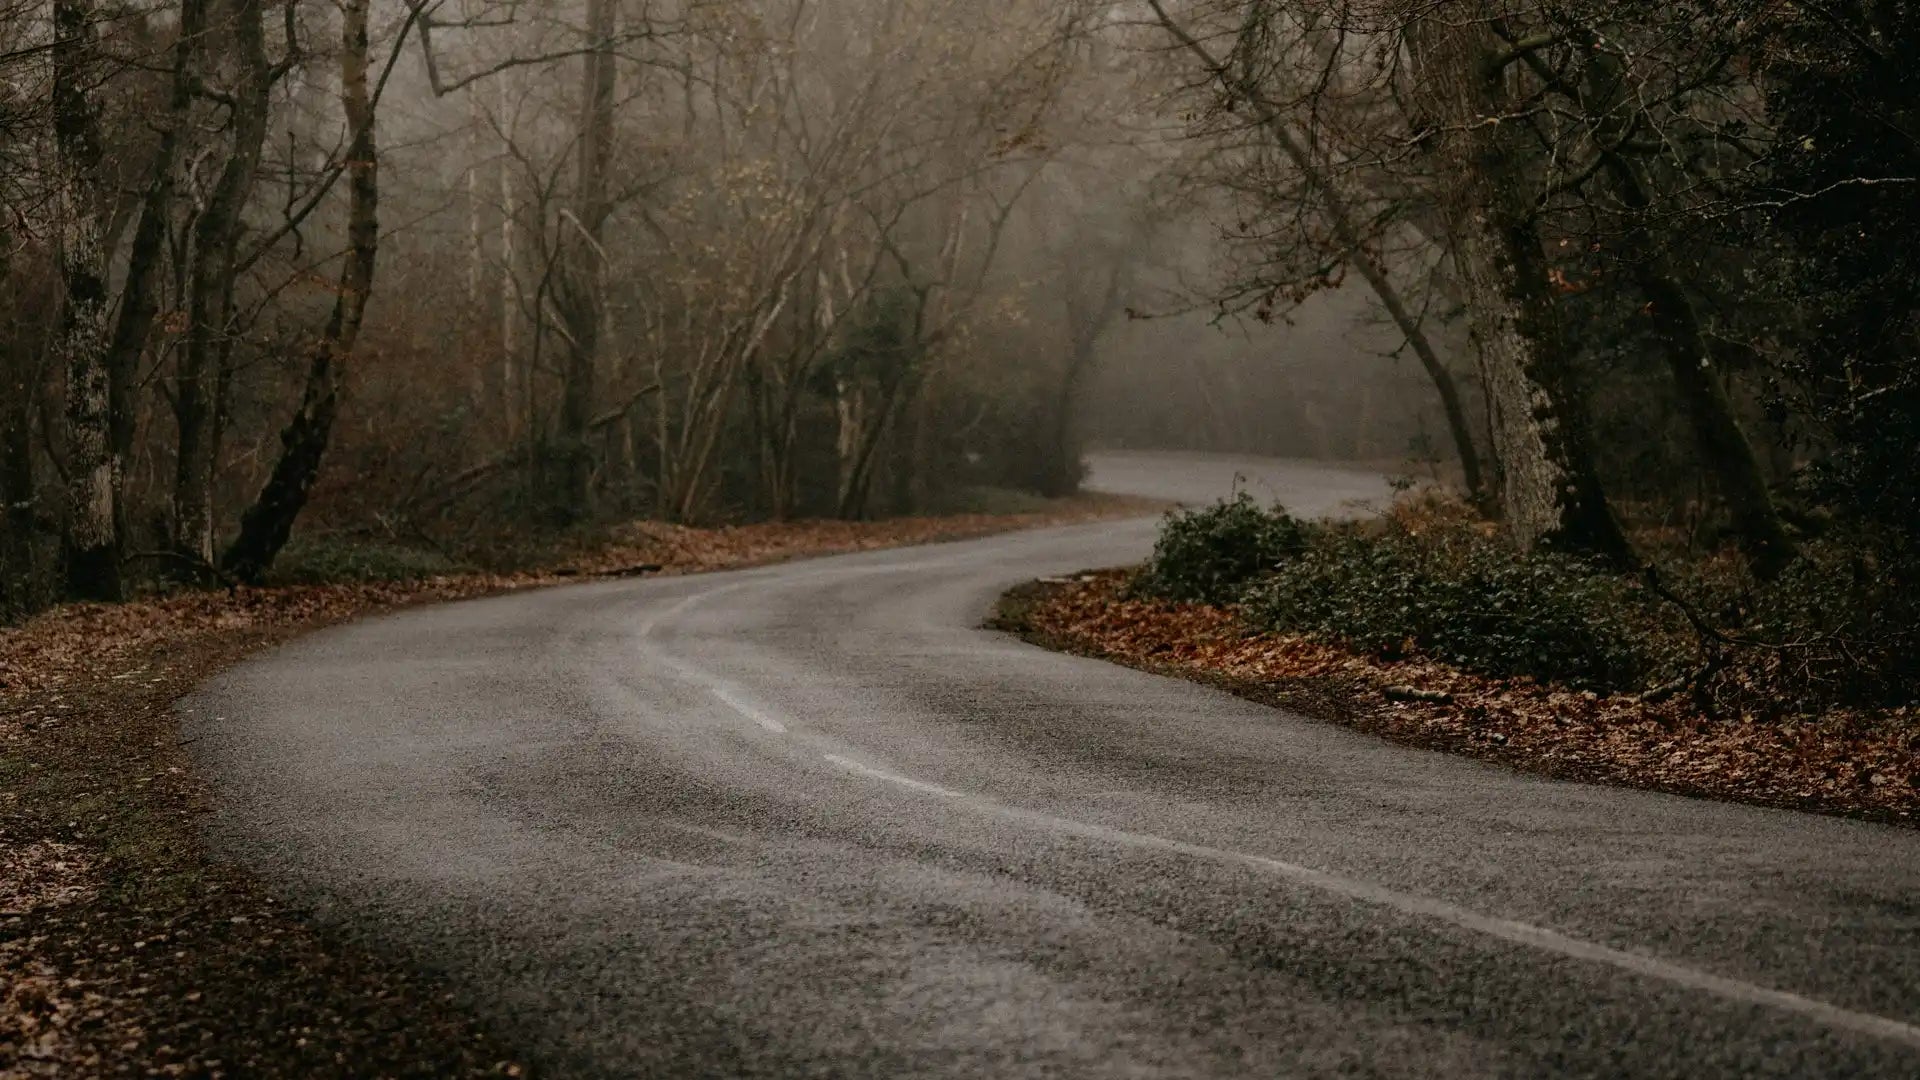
(1636, 651, 1727, 705)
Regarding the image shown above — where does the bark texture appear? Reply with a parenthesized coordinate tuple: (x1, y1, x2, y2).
(1409, 7, 1629, 560)
(52, 0, 119, 600)
(223, 0, 379, 583)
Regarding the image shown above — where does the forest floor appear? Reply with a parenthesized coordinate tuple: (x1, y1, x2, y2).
(996, 570, 1919, 828)
(0, 495, 1148, 1078)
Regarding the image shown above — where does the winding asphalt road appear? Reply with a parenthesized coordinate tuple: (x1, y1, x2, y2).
(187, 452, 1920, 1078)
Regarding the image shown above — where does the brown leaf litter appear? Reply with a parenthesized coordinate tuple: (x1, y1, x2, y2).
(1000, 570, 1918, 826)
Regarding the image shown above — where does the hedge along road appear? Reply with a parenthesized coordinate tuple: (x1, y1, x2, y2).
(185, 452, 1920, 1079)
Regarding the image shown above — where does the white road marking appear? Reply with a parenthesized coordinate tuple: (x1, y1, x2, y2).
(630, 562, 950, 739)
(634, 582, 791, 735)
(828, 752, 1920, 1051)
(823, 754, 964, 799)
(712, 686, 787, 734)
(634, 583, 750, 638)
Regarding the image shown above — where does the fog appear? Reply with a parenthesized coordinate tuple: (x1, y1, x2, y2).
(4, 0, 1470, 605)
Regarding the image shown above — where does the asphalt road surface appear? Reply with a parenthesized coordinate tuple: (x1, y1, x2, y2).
(188, 452, 1920, 1078)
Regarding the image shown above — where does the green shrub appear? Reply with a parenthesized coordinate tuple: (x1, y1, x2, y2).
(1132, 494, 1307, 606)
(1236, 519, 1679, 691)
(1130, 491, 1919, 706)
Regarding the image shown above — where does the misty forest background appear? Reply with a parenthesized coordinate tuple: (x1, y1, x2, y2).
(2, 0, 1917, 716)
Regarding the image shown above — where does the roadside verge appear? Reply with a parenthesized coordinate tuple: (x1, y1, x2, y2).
(994, 570, 1918, 827)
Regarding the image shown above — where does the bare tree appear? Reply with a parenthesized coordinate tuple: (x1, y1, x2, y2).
(549, 0, 618, 520)
(1147, 0, 1489, 509)
(224, 0, 385, 582)
(173, 0, 274, 565)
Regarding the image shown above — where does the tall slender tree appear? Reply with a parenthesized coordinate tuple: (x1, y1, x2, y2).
(173, 0, 272, 565)
(551, 0, 619, 521)
(51, 0, 117, 600)
(225, 0, 383, 583)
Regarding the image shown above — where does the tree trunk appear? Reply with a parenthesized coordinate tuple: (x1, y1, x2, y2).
(554, 0, 618, 522)
(1, 242, 40, 616)
(837, 370, 914, 521)
(174, 0, 271, 566)
(52, 0, 118, 601)
(904, 370, 938, 510)
(1409, 9, 1629, 561)
(103, 0, 202, 563)
(222, 0, 379, 584)
(499, 87, 521, 444)
(1043, 333, 1098, 498)
(1623, 211, 1796, 578)
(1573, 52, 1796, 578)
(834, 379, 866, 516)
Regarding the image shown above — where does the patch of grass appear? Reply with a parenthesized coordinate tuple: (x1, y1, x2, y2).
(268, 535, 469, 584)
(1241, 520, 1682, 692)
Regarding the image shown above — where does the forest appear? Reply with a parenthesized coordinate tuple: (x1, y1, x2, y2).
(5, 2, 1920, 1074)
(1, 0, 1916, 713)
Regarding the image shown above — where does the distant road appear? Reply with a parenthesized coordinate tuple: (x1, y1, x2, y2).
(1083, 448, 1395, 510)
(188, 452, 1920, 1078)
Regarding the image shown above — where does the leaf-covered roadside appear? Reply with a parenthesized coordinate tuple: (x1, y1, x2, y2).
(998, 570, 1919, 826)
(0, 497, 1143, 1078)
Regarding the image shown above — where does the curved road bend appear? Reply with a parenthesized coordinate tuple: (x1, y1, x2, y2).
(187, 453, 1920, 1078)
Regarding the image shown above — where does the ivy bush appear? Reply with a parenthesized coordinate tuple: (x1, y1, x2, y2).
(1131, 492, 1919, 706)
(1237, 522, 1676, 691)
(1130, 494, 1307, 606)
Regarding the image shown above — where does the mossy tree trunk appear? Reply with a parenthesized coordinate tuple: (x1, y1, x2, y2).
(1409, 8, 1630, 561)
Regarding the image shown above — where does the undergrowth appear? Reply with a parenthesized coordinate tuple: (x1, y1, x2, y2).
(1129, 492, 1306, 605)
(269, 535, 470, 584)
(1131, 494, 1919, 713)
